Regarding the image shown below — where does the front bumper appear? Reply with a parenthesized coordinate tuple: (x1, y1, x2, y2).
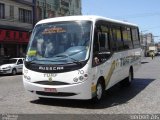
(23, 80, 92, 100)
(0, 69, 12, 74)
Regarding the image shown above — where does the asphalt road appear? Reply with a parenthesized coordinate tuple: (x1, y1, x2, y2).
(0, 56, 160, 115)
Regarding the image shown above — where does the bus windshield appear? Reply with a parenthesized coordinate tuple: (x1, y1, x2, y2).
(26, 21, 92, 65)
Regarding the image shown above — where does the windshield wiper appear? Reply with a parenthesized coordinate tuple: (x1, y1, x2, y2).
(26, 59, 37, 64)
(26, 59, 59, 64)
(55, 54, 82, 66)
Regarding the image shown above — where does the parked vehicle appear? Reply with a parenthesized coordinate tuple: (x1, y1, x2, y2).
(146, 46, 158, 57)
(0, 58, 24, 75)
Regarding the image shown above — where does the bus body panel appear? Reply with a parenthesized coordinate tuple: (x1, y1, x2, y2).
(81, 48, 141, 93)
(23, 65, 92, 100)
(23, 80, 92, 100)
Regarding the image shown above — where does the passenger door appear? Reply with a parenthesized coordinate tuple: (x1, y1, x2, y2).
(92, 21, 112, 87)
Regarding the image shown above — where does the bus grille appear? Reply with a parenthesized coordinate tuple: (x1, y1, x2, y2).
(36, 91, 77, 97)
(34, 81, 70, 85)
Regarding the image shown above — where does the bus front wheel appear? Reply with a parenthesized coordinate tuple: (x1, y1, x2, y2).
(93, 80, 105, 102)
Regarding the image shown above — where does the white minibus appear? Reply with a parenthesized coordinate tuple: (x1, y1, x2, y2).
(23, 15, 141, 101)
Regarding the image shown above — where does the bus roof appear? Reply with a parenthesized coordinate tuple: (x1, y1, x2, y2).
(36, 15, 138, 27)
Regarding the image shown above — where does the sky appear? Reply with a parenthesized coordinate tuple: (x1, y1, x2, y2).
(82, 0, 160, 42)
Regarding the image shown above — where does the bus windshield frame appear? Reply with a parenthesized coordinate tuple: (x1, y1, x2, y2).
(26, 21, 92, 65)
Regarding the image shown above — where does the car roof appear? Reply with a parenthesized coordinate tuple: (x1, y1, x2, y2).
(10, 58, 24, 60)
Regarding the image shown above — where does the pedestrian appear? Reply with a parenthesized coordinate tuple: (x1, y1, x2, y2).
(151, 52, 154, 60)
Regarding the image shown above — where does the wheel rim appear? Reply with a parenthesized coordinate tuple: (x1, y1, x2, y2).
(96, 83, 103, 100)
(12, 70, 16, 75)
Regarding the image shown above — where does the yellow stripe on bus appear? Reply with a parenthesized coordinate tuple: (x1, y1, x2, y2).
(105, 60, 116, 86)
(91, 60, 116, 94)
(91, 84, 96, 93)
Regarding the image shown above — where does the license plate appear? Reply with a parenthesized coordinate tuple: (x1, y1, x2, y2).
(44, 88, 57, 93)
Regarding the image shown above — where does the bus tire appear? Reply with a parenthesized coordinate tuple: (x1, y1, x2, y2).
(120, 68, 133, 87)
(92, 80, 105, 102)
(12, 68, 17, 75)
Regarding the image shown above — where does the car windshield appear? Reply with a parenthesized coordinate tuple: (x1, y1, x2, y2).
(26, 21, 92, 64)
(8, 59, 17, 64)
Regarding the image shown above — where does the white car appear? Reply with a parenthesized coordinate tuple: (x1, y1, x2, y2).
(0, 58, 24, 75)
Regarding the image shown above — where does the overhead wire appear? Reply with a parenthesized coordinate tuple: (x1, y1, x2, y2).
(113, 12, 160, 19)
(112, 12, 160, 36)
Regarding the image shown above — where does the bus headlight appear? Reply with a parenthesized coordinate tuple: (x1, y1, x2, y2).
(73, 78, 78, 82)
(73, 74, 88, 82)
(79, 76, 84, 81)
(84, 74, 88, 78)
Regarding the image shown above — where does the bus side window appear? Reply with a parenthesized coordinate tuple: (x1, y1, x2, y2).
(93, 29, 100, 52)
(93, 27, 101, 66)
(122, 27, 133, 49)
(99, 33, 109, 51)
(93, 25, 111, 66)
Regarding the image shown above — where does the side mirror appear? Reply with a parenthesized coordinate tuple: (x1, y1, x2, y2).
(97, 50, 112, 62)
(98, 51, 111, 57)
(28, 30, 32, 34)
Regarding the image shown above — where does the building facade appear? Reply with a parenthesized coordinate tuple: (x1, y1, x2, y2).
(0, 0, 82, 58)
(0, 0, 34, 57)
(69, 0, 81, 15)
(141, 33, 154, 46)
(35, 0, 81, 23)
(140, 33, 154, 56)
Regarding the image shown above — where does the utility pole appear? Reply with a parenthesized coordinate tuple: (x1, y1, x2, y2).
(140, 30, 148, 45)
(33, 0, 36, 26)
(140, 30, 148, 57)
(69, 0, 72, 15)
(43, 0, 46, 19)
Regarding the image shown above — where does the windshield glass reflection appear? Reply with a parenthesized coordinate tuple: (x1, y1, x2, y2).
(26, 21, 92, 64)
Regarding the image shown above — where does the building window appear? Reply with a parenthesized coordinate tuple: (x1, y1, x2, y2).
(10, 5, 14, 19)
(76, 0, 80, 8)
(0, 3, 5, 19)
(36, 6, 42, 21)
(19, 8, 32, 23)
